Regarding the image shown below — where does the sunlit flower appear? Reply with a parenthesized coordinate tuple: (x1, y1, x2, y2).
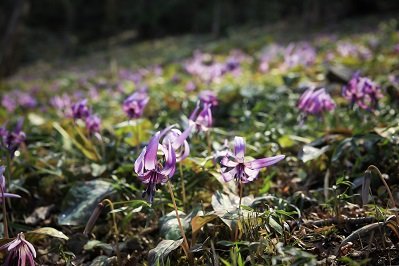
(298, 88, 336, 116)
(71, 99, 90, 120)
(220, 137, 285, 183)
(189, 103, 213, 132)
(85, 114, 101, 135)
(160, 125, 191, 162)
(123, 91, 149, 119)
(343, 72, 383, 110)
(134, 132, 176, 203)
(0, 232, 36, 266)
(0, 166, 21, 201)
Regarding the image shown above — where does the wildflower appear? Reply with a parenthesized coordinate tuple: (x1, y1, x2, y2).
(199, 90, 218, 106)
(0, 119, 26, 156)
(71, 99, 90, 120)
(134, 132, 176, 203)
(0, 232, 36, 266)
(0, 166, 21, 201)
(160, 125, 192, 162)
(185, 81, 196, 92)
(85, 114, 101, 135)
(220, 137, 285, 183)
(298, 88, 336, 116)
(123, 91, 149, 119)
(343, 73, 383, 110)
(189, 103, 213, 132)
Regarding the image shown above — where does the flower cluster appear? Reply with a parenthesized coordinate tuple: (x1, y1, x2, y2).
(71, 99, 101, 135)
(343, 73, 382, 110)
(298, 88, 336, 117)
(1, 90, 37, 112)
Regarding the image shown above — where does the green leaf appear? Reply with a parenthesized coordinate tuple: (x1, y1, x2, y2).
(148, 239, 184, 266)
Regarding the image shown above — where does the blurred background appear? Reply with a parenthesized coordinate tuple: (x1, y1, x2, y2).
(1, 0, 399, 78)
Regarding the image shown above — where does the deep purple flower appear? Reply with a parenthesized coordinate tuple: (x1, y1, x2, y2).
(134, 132, 176, 203)
(189, 103, 213, 132)
(0, 232, 36, 266)
(85, 114, 101, 135)
(220, 137, 285, 183)
(160, 125, 192, 162)
(343, 73, 383, 110)
(199, 90, 218, 106)
(0, 166, 21, 201)
(1, 119, 26, 156)
(298, 88, 336, 116)
(123, 91, 150, 119)
(71, 99, 90, 120)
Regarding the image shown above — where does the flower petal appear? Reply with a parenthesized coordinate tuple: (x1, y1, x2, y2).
(144, 132, 161, 170)
(134, 147, 147, 175)
(234, 137, 245, 160)
(246, 155, 285, 169)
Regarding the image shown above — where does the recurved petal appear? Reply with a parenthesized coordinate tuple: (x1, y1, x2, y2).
(246, 155, 285, 169)
(160, 141, 176, 177)
(221, 167, 237, 182)
(221, 156, 238, 168)
(144, 132, 161, 170)
(134, 147, 147, 174)
(22, 237, 37, 258)
(172, 125, 193, 150)
(234, 136, 246, 159)
(243, 167, 260, 183)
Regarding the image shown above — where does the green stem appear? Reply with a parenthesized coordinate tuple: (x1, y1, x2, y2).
(166, 181, 193, 264)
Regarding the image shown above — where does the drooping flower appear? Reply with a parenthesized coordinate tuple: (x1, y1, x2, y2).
(298, 88, 336, 116)
(0, 232, 36, 266)
(85, 114, 101, 135)
(0, 119, 26, 156)
(343, 73, 383, 110)
(199, 90, 218, 106)
(0, 166, 21, 201)
(220, 137, 285, 184)
(160, 125, 192, 162)
(123, 91, 150, 119)
(189, 102, 213, 132)
(71, 99, 90, 120)
(134, 132, 176, 203)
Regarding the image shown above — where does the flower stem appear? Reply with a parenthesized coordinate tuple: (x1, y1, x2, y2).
(102, 199, 121, 266)
(206, 130, 211, 155)
(0, 184, 8, 238)
(235, 181, 243, 241)
(166, 181, 192, 264)
(179, 163, 187, 212)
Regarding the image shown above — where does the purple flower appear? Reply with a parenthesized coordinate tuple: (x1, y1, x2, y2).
(1, 94, 17, 112)
(189, 103, 213, 132)
(0, 232, 36, 266)
(0, 119, 26, 156)
(199, 90, 218, 106)
(343, 73, 383, 110)
(220, 137, 285, 183)
(71, 99, 90, 120)
(160, 125, 192, 162)
(298, 88, 336, 116)
(0, 166, 21, 201)
(134, 132, 176, 203)
(185, 81, 196, 92)
(123, 91, 150, 119)
(85, 114, 101, 135)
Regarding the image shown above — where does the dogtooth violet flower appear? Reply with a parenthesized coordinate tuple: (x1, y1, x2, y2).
(0, 166, 21, 202)
(0, 119, 26, 156)
(71, 99, 90, 120)
(220, 137, 285, 183)
(123, 91, 150, 119)
(343, 72, 382, 110)
(134, 131, 176, 203)
(0, 232, 36, 266)
(159, 125, 191, 162)
(85, 114, 101, 135)
(298, 87, 336, 116)
(189, 102, 213, 132)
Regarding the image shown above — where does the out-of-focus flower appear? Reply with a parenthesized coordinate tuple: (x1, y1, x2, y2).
(336, 42, 372, 60)
(123, 91, 150, 119)
(185, 81, 196, 92)
(0, 232, 36, 266)
(1, 91, 37, 112)
(343, 73, 383, 110)
(71, 99, 90, 120)
(298, 88, 336, 116)
(283, 42, 316, 69)
(1, 94, 17, 112)
(220, 137, 285, 183)
(160, 125, 191, 162)
(189, 103, 213, 132)
(50, 94, 72, 117)
(85, 114, 101, 135)
(0, 166, 21, 201)
(199, 90, 218, 106)
(134, 132, 176, 203)
(0, 119, 26, 156)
